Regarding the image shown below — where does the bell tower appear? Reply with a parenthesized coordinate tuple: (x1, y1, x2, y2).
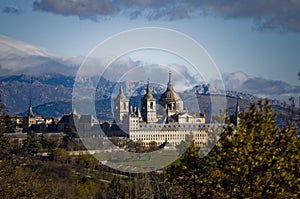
(141, 81, 157, 123)
(114, 83, 129, 123)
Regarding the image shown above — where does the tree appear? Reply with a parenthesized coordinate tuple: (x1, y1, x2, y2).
(167, 141, 207, 198)
(0, 95, 14, 160)
(0, 96, 6, 134)
(0, 95, 16, 134)
(175, 131, 194, 155)
(108, 176, 127, 198)
(211, 99, 300, 198)
(149, 141, 159, 152)
(0, 129, 13, 160)
(22, 132, 42, 157)
(212, 109, 230, 124)
(166, 99, 300, 198)
(40, 134, 58, 152)
(175, 140, 188, 155)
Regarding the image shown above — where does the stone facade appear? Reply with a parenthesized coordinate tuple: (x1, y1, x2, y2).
(114, 72, 210, 147)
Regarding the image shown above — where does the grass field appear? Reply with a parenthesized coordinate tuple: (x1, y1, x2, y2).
(94, 149, 180, 172)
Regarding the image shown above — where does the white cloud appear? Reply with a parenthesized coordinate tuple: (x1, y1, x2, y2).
(220, 71, 300, 101)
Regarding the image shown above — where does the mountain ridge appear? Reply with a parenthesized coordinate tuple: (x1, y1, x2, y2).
(0, 34, 299, 116)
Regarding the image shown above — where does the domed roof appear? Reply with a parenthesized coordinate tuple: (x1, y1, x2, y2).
(159, 71, 182, 102)
(160, 89, 181, 102)
(143, 82, 155, 100)
(145, 92, 154, 99)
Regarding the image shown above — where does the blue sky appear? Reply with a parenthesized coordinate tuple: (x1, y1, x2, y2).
(1, 0, 300, 85)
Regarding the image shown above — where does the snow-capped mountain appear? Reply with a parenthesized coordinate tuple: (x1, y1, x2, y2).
(0, 34, 79, 76)
(0, 34, 299, 110)
(0, 34, 55, 59)
(221, 72, 300, 102)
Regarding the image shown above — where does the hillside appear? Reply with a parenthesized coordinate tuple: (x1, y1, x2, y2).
(0, 72, 289, 125)
(0, 74, 164, 114)
(23, 94, 251, 121)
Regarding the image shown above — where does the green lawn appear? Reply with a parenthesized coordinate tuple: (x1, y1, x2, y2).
(94, 150, 180, 172)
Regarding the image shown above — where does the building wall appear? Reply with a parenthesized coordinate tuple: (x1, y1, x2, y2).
(129, 128, 208, 147)
(128, 123, 220, 147)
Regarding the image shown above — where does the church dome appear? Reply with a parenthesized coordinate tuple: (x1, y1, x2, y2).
(159, 72, 182, 102)
(160, 89, 181, 102)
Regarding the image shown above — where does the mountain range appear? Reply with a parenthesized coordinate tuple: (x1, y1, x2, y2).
(0, 34, 298, 117)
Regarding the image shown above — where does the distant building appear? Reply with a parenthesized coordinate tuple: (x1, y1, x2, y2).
(78, 114, 99, 130)
(58, 108, 99, 132)
(22, 100, 59, 132)
(9, 115, 23, 133)
(22, 99, 43, 132)
(17, 72, 239, 148)
(57, 109, 80, 131)
(113, 72, 211, 147)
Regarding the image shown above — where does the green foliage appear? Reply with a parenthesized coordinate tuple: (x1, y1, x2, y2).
(22, 132, 43, 156)
(167, 142, 204, 198)
(0, 96, 6, 134)
(52, 148, 67, 162)
(176, 131, 194, 155)
(65, 126, 79, 139)
(0, 96, 14, 160)
(175, 140, 189, 154)
(109, 176, 128, 198)
(40, 134, 58, 152)
(149, 141, 159, 152)
(166, 99, 300, 198)
(212, 108, 230, 124)
(1, 94, 299, 198)
(2, 115, 16, 133)
(0, 132, 13, 160)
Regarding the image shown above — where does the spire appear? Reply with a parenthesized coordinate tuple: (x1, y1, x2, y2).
(28, 97, 34, 117)
(72, 107, 78, 116)
(28, 76, 34, 117)
(236, 98, 240, 114)
(144, 79, 154, 99)
(167, 71, 173, 90)
(116, 83, 127, 100)
(119, 83, 124, 95)
(146, 79, 151, 93)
